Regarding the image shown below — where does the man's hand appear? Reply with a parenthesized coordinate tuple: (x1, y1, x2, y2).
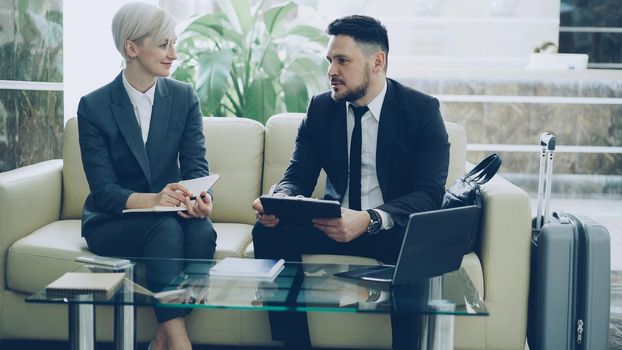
(179, 191, 212, 220)
(312, 208, 370, 243)
(252, 197, 280, 227)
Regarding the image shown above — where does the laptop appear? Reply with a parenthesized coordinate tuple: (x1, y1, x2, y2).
(334, 205, 479, 286)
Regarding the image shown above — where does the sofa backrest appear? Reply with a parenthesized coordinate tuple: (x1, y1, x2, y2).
(61, 117, 263, 225)
(262, 113, 466, 195)
(61, 113, 466, 223)
(62, 118, 90, 219)
(203, 117, 264, 225)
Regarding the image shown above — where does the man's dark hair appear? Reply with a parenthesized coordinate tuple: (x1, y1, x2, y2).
(326, 15, 389, 55)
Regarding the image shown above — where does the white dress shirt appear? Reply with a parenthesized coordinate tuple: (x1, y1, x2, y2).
(343, 79, 394, 230)
(122, 72, 156, 144)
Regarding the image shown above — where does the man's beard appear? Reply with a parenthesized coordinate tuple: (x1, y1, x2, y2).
(331, 68, 370, 103)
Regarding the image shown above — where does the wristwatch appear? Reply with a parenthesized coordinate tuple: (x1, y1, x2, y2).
(366, 209, 383, 235)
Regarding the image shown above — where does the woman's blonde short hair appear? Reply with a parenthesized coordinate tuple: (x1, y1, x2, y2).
(111, 2, 177, 61)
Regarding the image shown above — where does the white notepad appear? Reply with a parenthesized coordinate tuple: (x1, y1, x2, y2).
(46, 272, 125, 296)
(123, 174, 220, 213)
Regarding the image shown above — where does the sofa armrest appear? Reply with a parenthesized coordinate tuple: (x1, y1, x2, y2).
(478, 174, 531, 349)
(0, 160, 63, 253)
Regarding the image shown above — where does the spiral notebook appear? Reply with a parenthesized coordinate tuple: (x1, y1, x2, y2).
(46, 272, 125, 296)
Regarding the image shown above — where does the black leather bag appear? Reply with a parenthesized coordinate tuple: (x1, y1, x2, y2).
(442, 153, 502, 253)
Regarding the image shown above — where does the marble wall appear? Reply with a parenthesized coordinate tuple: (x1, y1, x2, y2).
(0, 0, 63, 172)
(401, 70, 622, 196)
(0, 90, 63, 172)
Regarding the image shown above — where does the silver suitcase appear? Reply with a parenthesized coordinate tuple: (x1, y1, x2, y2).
(527, 132, 611, 350)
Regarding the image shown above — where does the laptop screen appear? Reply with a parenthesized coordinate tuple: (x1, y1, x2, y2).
(392, 205, 479, 285)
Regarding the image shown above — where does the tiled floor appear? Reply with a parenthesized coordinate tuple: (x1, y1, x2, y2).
(530, 196, 622, 349)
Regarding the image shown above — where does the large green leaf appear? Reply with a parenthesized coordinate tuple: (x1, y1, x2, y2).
(217, 0, 252, 36)
(175, 0, 326, 123)
(196, 50, 234, 116)
(171, 66, 196, 85)
(287, 55, 328, 94)
(185, 14, 244, 48)
(285, 25, 328, 45)
(281, 72, 308, 112)
(243, 78, 277, 123)
(264, 2, 296, 36)
(259, 43, 283, 77)
(288, 55, 325, 75)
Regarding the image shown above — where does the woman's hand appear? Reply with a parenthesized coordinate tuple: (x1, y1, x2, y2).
(178, 191, 213, 220)
(153, 183, 189, 207)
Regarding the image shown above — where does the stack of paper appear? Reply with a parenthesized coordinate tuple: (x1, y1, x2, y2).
(209, 258, 285, 279)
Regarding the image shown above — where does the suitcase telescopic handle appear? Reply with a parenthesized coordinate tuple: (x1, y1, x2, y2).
(540, 132, 556, 151)
(536, 132, 556, 231)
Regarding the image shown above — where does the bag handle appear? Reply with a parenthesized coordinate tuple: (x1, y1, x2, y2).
(464, 153, 502, 184)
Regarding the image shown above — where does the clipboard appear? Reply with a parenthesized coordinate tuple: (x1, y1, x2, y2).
(260, 195, 341, 226)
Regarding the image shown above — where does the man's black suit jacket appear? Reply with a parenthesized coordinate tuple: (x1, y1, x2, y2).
(274, 78, 450, 229)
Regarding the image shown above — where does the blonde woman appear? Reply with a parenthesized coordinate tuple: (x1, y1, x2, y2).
(77, 3, 216, 349)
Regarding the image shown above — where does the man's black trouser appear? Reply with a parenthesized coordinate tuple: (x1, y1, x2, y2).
(252, 222, 420, 350)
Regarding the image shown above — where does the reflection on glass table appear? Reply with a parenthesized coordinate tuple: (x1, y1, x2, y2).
(26, 258, 487, 350)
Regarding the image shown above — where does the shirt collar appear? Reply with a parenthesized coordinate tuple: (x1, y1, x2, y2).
(347, 78, 387, 122)
(122, 70, 157, 106)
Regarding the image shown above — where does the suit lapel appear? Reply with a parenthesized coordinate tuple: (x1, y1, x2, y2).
(376, 79, 400, 198)
(109, 73, 152, 184)
(146, 78, 171, 169)
(328, 101, 349, 197)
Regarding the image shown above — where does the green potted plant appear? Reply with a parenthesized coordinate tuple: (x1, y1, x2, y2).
(172, 0, 328, 123)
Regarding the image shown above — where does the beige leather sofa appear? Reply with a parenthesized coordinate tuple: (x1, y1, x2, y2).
(0, 113, 531, 349)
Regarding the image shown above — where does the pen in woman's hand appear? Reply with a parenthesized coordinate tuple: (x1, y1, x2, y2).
(189, 194, 206, 201)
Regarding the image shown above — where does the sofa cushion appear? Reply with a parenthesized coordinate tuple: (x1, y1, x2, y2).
(7, 220, 253, 294)
(212, 223, 254, 259)
(7, 220, 88, 293)
(61, 117, 264, 225)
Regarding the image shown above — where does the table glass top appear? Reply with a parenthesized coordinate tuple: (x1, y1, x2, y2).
(26, 258, 487, 316)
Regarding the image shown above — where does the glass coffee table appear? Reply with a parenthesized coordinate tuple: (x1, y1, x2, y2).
(26, 258, 487, 350)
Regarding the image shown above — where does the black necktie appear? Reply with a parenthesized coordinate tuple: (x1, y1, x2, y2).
(349, 104, 368, 211)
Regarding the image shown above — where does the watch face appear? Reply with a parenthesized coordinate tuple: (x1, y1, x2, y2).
(369, 222, 381, 234)
(366, 209, 382, 234)
(367, 219, 381, 234)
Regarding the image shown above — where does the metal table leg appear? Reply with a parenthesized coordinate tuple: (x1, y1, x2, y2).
(68, 302, 95, 350)
(115, 265, 136, 350)
(419, 277, 455, 350)
(114, 303, 135, 350)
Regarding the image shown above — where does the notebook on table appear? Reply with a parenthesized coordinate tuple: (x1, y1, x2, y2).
(334, 205, 479, 286)
(45, 272, 125, 297)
